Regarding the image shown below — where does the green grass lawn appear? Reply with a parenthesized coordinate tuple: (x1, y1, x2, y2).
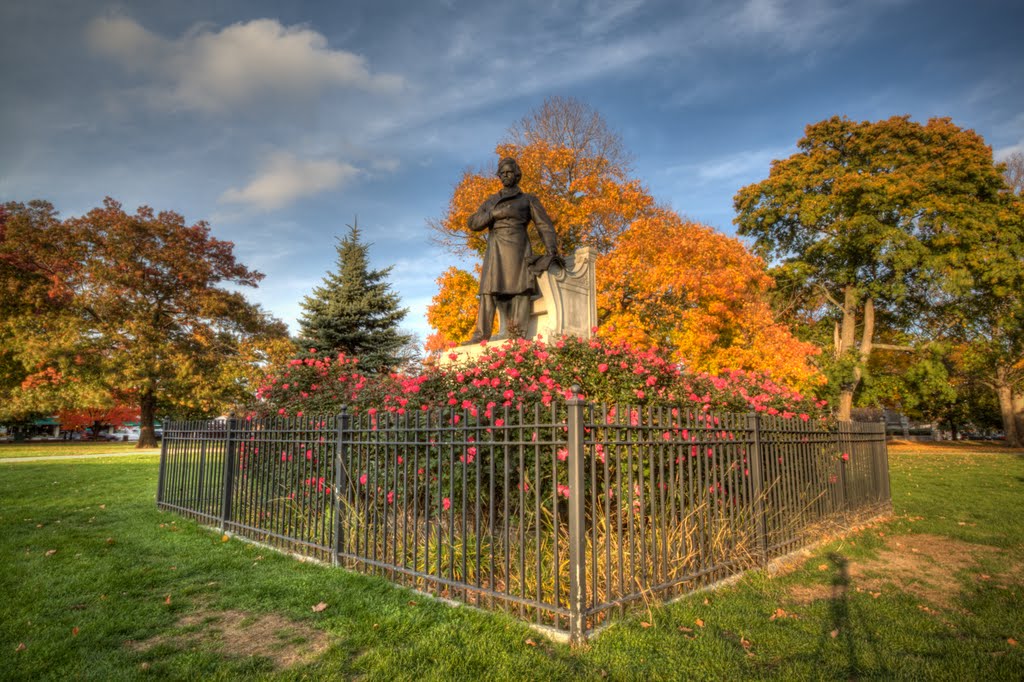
(0, 441, 159, 459)
(1, 444, 1022, 680)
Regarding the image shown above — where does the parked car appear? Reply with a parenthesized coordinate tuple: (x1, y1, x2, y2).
(100, 428, 140, 442)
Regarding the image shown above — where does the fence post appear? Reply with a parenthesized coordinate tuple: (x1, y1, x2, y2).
(566, 386, 587, 646)
(879, 423, 892, 507)
(837, 421, 849, 512)
(746, 413, 769, 565)
(333, 407, 350, 567)
(156, 422, 169, 507)
(220, 417, 238, 531)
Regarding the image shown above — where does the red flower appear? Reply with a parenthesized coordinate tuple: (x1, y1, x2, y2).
(442, 497, 451, 511)
(598, 363, 609, 373)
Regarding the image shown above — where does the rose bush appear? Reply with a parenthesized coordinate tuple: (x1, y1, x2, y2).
(253, 335, 826, 420)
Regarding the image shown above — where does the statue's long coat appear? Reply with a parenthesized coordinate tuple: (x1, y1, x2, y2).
(468, 187, 558, 296)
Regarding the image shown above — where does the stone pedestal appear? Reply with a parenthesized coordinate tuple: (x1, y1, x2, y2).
(442, 247, 598, 365)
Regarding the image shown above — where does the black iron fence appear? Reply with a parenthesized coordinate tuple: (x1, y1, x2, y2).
(157, 400, 889, 643)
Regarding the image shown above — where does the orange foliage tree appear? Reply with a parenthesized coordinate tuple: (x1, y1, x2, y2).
(57, 405, 139, 431)
(425, 266, 480, 353)
(597, 210, 822, 390)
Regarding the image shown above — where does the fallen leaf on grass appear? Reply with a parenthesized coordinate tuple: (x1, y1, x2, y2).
(702, 597, 709, 605)
(1009, 638, 1018, 647)
(45, 549, 57, 557)
(694, 618, 705, 628)
(99, 505, 105, 510)
(979, 574, 991, 581)
(640, 621, 652, 628)
(678, 626, 693, 633)
(740, 637, 752, 650)
(16, 643, 26, 652)
(311, 602, 328, 613)
(221, 534, 230, 543)
(830, 629, 839, 639)
(525, 638, 537, 646)
(870, 591, 881, 599)
(106, 538, 114, 545)
(72, 627, 79, 637)
(818, 564, 828, 571)
(769, 608, 787, 621)
(407, 601, 418, 606)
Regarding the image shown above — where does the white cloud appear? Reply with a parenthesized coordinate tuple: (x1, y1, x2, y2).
(86, 16, 402, 113)
(220, 153, 359, 211)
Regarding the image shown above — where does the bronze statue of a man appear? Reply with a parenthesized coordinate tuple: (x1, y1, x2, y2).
(465, 157, 560, 344)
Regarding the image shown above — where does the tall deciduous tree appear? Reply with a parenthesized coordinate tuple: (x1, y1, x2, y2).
(598, 209, 822, 390)
(734, 115, 1019, 421)
(298, 221, 415, 371)
(0, 198, 288, 447)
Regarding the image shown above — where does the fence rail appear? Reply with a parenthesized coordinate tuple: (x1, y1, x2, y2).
(157, 402, 889, 643)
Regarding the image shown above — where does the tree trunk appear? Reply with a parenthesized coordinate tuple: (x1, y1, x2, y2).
(996, 382, 1020, 448)
(137, 387, 158, 449)
(1012, 391, 1024, 449)
(836, 288, 874, 422)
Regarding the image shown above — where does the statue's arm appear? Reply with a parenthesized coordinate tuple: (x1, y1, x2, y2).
(468, 197, 497, 232)
(529, 195, 559, 255)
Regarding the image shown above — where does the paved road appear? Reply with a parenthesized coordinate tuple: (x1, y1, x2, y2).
(0, 451, 160, 463)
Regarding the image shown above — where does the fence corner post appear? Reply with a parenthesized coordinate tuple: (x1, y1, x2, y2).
(333, 407, 350, 567)
(566, 385, 587, 646)
(156, 422, 169, 508)
(220, 416, 239, 532)
(746, 413, 768, 566)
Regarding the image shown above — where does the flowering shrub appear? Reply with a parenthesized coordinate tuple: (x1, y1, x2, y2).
(253, 335, 826, 420)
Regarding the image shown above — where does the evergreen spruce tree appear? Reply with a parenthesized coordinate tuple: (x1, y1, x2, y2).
(298, 221, 415, 371)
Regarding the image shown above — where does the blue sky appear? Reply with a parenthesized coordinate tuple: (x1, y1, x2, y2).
(2, 0, 1022, 344)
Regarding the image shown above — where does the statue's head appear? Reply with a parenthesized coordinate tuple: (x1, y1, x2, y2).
(496, 157, 522, 186)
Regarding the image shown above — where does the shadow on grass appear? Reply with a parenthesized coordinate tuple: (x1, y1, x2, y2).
(784, 552, 893, 678)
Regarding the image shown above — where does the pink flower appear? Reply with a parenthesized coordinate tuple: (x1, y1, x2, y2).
(598, 363, 609, 373)
(635, 389, 645, 400)
(359, 473, 368, 486)
(557, 484, 570, 498)
(557, 448, 569, 462)
(387, 490, 395, 504)
(442, 497, 451, 511)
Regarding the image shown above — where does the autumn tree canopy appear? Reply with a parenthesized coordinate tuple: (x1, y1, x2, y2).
(0, 198, 288, 447)
(734, 115, 1022, 423)
(598, 209, 822, 390)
